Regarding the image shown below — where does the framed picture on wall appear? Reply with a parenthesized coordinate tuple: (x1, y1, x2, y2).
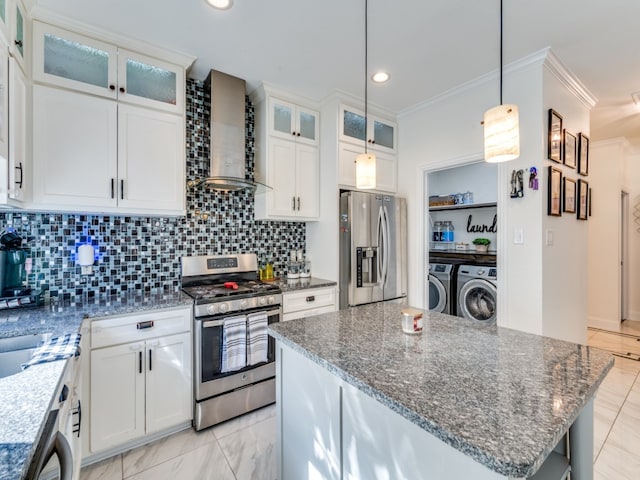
(563, 130, 577, 168)
(548, 109, 563, 163)
(563, 177, 576, 213)
(577, 179, 589, 220)
(588, 187, 592, 216)
(578, 133, 589, 176)
(548, 166, 562, 216)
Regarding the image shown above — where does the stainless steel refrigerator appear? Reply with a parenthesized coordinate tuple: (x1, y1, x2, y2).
(339, 191, 407, 308)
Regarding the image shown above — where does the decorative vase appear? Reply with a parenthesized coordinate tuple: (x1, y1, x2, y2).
(475, 244, 489, 252)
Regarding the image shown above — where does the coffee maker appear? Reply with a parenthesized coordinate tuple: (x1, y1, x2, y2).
(0, 228, 30, 298)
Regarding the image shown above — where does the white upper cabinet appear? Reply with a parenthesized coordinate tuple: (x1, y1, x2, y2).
(33, 22, 183, 114)
(253, 86, 320, 221)
(1, 0, 29, 74)
(339, 104, 396, 154)
(31, 19, 189, 215)
(269, 97, 318, 146)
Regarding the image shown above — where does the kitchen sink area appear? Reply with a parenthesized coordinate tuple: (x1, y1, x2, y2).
(0, 332, 51, 379)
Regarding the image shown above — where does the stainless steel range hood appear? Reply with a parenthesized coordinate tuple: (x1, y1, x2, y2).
(195, 70, 265, 192)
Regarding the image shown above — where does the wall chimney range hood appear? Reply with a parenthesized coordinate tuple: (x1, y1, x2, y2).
(190, 70, 267, 192)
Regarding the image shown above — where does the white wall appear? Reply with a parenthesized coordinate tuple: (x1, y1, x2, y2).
(540, 67, 592, 344)
(627, 152, 640, 321)
(587, 139, 634, 329)
(428, 162, 497, 204)
(398, 49, 594, 343)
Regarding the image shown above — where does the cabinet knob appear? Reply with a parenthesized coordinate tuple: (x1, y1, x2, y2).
(109, 85, 116, 91)
(14, 40, 22, 48)
(119, 87, 125, 93)
(291, 131, 296, 136)
(296, 132, 301, 137)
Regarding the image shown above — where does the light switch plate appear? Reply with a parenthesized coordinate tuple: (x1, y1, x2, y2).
(546, 229, 554, 246)
(514, 228, 524, 245)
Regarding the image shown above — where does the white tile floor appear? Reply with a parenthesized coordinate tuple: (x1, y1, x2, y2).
(80, 325, 640, 480)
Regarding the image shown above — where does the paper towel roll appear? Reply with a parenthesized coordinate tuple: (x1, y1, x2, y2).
(77, 244, 95, 266)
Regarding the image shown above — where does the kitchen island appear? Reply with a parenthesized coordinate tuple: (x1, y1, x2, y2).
(268, 302, 613, 479)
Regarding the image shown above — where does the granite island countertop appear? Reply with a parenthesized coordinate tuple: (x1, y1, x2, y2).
(0, 290, 193, 480)
(268, 301, 614, 478)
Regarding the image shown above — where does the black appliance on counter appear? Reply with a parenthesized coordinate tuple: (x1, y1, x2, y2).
(0, 228, 30, 298)
(181, 253, 282, 431)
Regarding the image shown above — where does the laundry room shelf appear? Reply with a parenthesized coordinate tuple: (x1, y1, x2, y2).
(429, 202, 497, 212)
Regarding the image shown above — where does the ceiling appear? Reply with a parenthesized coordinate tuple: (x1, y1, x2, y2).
(35, 0, 640, 150)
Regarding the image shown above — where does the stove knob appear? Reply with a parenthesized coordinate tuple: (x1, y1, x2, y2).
(207, 304, 218, 315)
(258, 297, 267, 306)
(219, 303, 229, 314)
(268, 295, 275, 305)
(240, 299, 248, 309)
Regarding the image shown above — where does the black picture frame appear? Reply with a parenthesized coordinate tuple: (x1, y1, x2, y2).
(578, 133, 589, 176)
(563, 177, 576, 213)
(577, 179, 589, 220)
(563, 130, 577, 168)
(588, 187, 592, 216)
(548, 109, 563, 163)
(548, 166, 562, 216)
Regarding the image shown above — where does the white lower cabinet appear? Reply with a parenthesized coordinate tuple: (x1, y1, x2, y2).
(88, 307, 191, 454)
(282, 286, 336, 321)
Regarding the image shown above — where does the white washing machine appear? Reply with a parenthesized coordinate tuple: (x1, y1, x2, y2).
(428, 263, 455, 315)
(457, 265, 497, 323)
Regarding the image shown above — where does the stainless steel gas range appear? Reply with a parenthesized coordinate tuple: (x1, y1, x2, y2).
(181, 254, 282, 430)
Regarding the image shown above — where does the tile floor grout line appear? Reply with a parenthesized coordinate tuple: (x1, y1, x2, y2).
(212, 433, 238, 480)
(593, 363, 640, 465)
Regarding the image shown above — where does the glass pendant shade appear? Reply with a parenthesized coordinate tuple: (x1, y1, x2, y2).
(356, 152, 376, 189)
(483, 103, 520, 163)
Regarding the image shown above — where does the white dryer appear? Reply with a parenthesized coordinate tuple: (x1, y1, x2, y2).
(428, 263, 455, 315)
(457, 265, 497, 323)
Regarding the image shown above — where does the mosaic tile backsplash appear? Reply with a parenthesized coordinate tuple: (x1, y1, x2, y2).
(0, 79, 305, 300)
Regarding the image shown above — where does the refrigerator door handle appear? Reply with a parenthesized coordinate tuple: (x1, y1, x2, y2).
(377, 206, 384, 286)
(381, 205, 390, 285)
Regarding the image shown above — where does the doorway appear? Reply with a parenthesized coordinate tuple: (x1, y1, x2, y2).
(621, 191, 629, 321)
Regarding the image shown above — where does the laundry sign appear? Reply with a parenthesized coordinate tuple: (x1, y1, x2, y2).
(466, 214, 497, 233)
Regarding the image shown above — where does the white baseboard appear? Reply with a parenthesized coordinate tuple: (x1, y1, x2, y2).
(626, 310, 640, 322)
(588, 316, 621, 331)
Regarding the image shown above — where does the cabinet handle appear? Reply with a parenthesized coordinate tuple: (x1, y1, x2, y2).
(296, 132, 301, 137)
(110, 178, 115, 199)
(297, 196, 300, 211)
(371, 140, 376, 145)
(291, 131, 296, 136)
(109, 85, 116, 91)
(136, 320, 154, 330)
(15, 162, 23, 188)
(119, 86, 125, 94)
(138, 351, 142, 374)
(120, 179, 124, 200)
(306, 296, 315, 303)
(148, 349, 153, 371)
(72, 400, 82, 438)
(14, 40, 22, 48)
(292, 196, 296, 211)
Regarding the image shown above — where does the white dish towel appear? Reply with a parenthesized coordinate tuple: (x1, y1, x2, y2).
(221, 315, 247, 373)
(247, 312, 268, 366)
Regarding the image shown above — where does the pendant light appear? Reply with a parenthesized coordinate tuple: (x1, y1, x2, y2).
(483, 0, 519, 163)
(356, 0, 376, 189)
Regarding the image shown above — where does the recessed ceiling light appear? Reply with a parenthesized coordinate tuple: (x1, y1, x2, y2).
(205, 0, 233, 10)
(371, 71, 390, 83)
(632, 91, 640, 105)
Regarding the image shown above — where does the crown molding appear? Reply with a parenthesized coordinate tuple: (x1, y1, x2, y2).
(543, 50, 597, 109)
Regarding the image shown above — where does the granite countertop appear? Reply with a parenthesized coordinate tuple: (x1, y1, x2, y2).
(272, 276, 336, 293)
(0, 290, 193, 480)
(268, 302, 614, 478)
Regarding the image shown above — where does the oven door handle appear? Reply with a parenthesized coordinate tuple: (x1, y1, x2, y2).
(202, 309, 281, 328)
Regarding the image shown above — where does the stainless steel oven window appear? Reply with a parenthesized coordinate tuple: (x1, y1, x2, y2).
(197, 307, 280, 384)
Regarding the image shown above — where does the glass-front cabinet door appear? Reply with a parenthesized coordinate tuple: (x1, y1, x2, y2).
(0, 0, 8, 44)
(339, 104, 396, 153)
(33, 21, 118, 99)
(269, 97, 318, 145)
(117, 49, 184, 114)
